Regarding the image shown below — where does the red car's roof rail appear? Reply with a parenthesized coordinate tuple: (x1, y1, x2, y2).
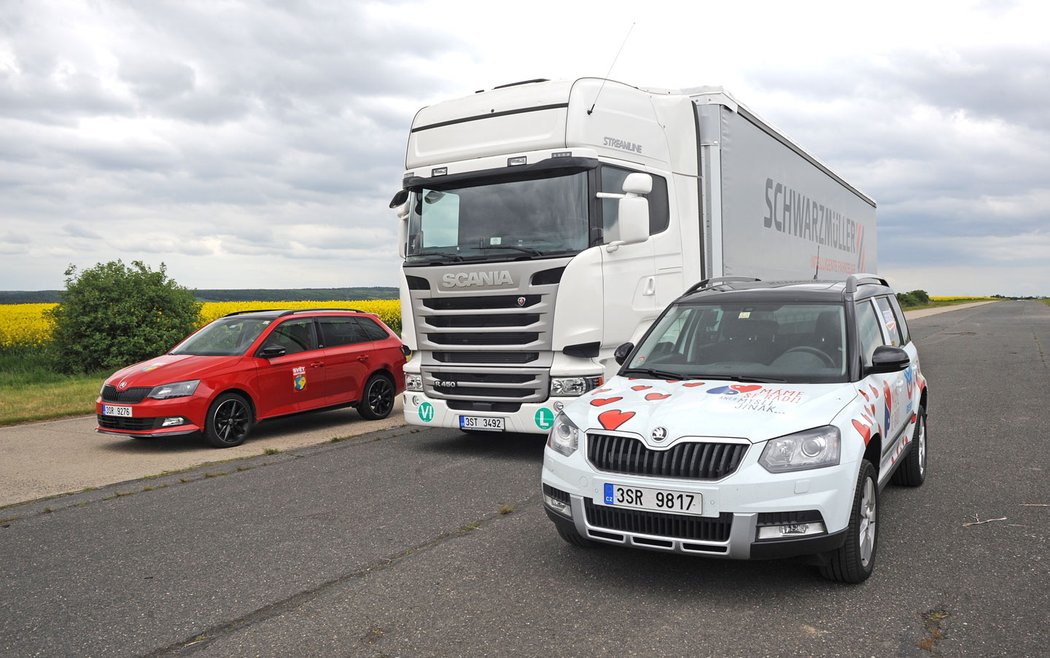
(222, 308, 366, 318)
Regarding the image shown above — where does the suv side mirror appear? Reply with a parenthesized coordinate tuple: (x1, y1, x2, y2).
(257, 345, 287, 359)
(614, 342, 634, 366)
(868, 345, 909, 374)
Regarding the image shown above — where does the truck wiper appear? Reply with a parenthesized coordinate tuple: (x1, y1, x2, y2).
(621, 367, 686, 381)
(481, 244, 543, 257)
(411, 251, 464, 263)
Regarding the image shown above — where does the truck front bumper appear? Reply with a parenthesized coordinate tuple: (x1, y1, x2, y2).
(402, 393, 565, 435)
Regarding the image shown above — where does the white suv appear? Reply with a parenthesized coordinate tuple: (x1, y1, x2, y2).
(541, 275, 928, 583)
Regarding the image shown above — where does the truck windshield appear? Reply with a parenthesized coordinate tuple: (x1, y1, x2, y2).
(406, 171, 589, 263)
(624, 302, 848, 384)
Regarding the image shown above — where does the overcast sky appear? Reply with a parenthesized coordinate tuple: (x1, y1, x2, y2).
(1, 0, 1048, 296)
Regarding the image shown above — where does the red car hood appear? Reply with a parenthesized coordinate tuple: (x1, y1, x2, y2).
(105, 354, 243, 388)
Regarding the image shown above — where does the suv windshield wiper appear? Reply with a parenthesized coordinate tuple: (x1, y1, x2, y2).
(621, 367, 687, 381)
(697, 374, 787, 383)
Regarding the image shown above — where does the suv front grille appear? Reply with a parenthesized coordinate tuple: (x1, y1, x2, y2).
(585, 500, 733, 542)
(587, 433, 748, 480)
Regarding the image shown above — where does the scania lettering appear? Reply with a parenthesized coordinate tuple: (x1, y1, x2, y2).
(392, 78, 877, 435)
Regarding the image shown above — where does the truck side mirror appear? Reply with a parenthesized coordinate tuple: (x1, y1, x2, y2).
(390, 189, 410, 259)
(609, 173, 651, 250)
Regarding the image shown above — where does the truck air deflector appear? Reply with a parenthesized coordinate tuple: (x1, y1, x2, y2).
(402, 156, 598, 191)
(411, 102, 569, 133)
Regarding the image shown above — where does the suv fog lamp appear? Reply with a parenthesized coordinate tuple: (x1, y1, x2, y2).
(544, 493, 571, 517)
(147, 380, 200, 400)
(161, 417, 186, 428)
(405, 374, 423, 392)
(756, 522, 827, 541)
(759, 426, 841, 473)
(550, 376, 603, 397)
(547, 412, 580, 457)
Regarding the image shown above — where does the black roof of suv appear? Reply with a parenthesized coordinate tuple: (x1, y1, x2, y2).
(676, 274, 895, 305)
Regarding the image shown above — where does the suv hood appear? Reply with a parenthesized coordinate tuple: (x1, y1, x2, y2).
(566, 376, 855, 445)
(105, 354, 242, 388)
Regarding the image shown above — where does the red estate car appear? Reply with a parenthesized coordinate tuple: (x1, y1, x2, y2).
(96, 309, 408, 447)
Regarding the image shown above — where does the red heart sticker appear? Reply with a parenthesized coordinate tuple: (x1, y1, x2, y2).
(598, 409, 635, 431)
(852, 419, 872, 445)
(590, 396, 623, 407)
(645, 392, 671, 401)
(683, 382, 705, 388)
(730, 384, 762, 393)
(630, 385, 652, 391)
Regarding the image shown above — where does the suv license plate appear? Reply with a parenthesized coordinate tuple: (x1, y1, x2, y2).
(599, 483, 703, 516)
(103, 405, 133, 417)
(459, 416, 505, 432)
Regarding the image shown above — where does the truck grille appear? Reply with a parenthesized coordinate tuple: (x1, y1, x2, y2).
(587, 433, 747, 480)
(585, 500, 733, 542)
(424, 367, 548, 403)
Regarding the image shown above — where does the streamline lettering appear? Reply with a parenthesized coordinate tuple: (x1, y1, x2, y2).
(763, 178, 857, 254)
(602, 137, 643, 154)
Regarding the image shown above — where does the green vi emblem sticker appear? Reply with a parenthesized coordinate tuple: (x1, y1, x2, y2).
(535, 408, 554, 430)
(418, 402, 435, 423)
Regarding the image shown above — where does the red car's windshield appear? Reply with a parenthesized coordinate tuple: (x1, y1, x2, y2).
(170, 317, 273, 356)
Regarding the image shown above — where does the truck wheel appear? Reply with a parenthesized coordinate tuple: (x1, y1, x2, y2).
(892, 405, 927, 487)
(358, 373, 395, 420)
(204, 392, 253, 448)
(820, 460, 878, 584)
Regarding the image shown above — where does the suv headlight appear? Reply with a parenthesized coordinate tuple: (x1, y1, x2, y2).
(405, 374, 423, 392)
(547, 412, 581, 457)
(147, 380, 200, 400)
(550, 376, 603, 397)
(759, 426, 841, 473)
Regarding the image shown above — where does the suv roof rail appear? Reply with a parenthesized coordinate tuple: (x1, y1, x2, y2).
(683, 276, 762, 296)
(844, 273, 890, 294)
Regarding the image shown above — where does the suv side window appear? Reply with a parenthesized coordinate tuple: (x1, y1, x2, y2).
(887, 294, 911, 344)
(265, 319, 319, 355)
(600, 166, 669, 242)
(318, 317, 364, 348)
(874, 297, 903, 347)
(855, 300, 886, 366)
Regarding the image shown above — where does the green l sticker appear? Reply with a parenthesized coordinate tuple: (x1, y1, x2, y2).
(535, 407, 554, 430)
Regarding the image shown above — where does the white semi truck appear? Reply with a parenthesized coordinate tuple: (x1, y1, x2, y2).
(392, 78, 876, 435)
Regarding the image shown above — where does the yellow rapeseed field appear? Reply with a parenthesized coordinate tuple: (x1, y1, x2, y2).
(0, 300, 402, 348)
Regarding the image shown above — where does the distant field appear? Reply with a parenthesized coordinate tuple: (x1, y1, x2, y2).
(0, 300, 401, 349)
(902, 296, 998, 311)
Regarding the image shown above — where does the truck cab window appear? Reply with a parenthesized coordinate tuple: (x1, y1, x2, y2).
(600, 166, 670, 243)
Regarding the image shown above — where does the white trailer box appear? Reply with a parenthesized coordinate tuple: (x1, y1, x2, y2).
(394, 79, 876, 435)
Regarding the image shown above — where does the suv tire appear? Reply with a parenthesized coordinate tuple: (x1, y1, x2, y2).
(820, 459, 878, 584)
(892, 404, 927, 487)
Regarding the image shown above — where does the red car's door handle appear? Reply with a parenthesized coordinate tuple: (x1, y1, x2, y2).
(357, 356, 369, 362)
(310, 362, 324, 368)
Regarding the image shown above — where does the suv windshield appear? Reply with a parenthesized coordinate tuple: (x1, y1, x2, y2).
(625, 302, 848, 383)
(170, 317, 272, 357)
(406, 171, 589, 263)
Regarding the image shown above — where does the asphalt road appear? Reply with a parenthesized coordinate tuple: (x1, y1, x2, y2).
(1, 301, 1047, 657)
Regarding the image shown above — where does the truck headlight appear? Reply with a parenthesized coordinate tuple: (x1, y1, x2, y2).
(759, 426, 841, 473)
(550, 376, 603, 397)
(146, 380, 200, 400)
(405, 374, 423, 392)
(547, 412, 580, 457)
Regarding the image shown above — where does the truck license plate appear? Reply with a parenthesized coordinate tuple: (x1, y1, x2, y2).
(459, 416, 505, 432)
(103, 405, 133, 417)
(599, 483, 702, 516)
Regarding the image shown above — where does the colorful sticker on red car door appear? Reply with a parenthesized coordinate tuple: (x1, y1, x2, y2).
(293, 366, 307, 391)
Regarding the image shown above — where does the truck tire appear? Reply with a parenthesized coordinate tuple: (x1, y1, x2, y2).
(204, 392, 253, 448)
(892, 405, 927, 487)
(358, 373, 395, 420)
(820, 460, 878, 584)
